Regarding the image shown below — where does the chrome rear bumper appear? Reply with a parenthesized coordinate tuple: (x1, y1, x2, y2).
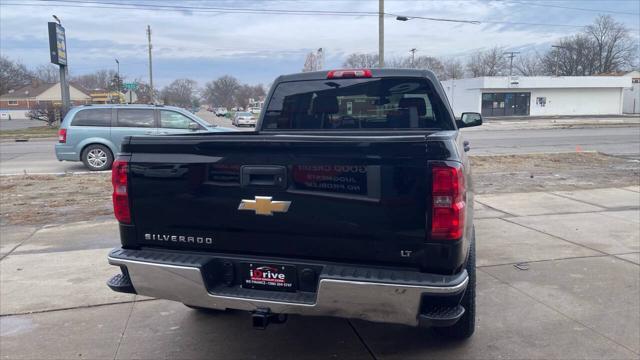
(108, 249, 468, 327)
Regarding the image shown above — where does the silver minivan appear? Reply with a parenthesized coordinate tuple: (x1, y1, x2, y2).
(55, 104, 231, 171)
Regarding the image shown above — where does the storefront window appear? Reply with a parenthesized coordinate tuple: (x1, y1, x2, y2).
(481, 92, 530, 116)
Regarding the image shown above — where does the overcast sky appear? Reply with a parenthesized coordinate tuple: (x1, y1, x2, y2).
(1, 0, 638, 87)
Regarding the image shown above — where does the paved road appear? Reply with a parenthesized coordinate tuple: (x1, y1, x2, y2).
(1, 125, 638, 175)
(463, 126, 640, 157)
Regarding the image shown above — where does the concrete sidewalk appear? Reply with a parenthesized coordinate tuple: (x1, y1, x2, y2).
(1, 187, 639, 359)
(468, 115, 640, 132)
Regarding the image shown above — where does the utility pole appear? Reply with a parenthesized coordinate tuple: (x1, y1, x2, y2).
(147, 25, 154, 103)
(410, 48, 417, 67)
(504, 51, 519, 77)
(551, 45, 566, 76)
(378, 0, 384, 67)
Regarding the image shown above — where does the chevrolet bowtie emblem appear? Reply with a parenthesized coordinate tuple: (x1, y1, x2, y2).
(238, 196, 291, 216)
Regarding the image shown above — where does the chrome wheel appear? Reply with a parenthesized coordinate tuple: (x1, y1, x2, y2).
(87, 149, 107, 168)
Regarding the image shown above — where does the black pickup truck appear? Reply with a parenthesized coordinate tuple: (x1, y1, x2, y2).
(107, 69, 482, 339)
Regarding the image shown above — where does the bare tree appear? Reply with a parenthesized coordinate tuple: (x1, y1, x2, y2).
(131, 79, 155, 104)
(0, 56, 33, 94)
(541, 34, 599, 75)
(466, 46, 508, 77)
(34, 64, 60, 83)
(385, 55, 446, 78)
(235, 84, 266, 109)
(586, 15, 637, 73)
(514, 52, 544, 76)
(71, 69, 117, 90)
(441, 58, 464, 80)
(203, 75, 240, 108)
(414, 56, 445, 78)
(538, 15, 637, 76)
(26, 102, 59, 127)
(342, 53, 379, 68)
(161, 79, 198, 108)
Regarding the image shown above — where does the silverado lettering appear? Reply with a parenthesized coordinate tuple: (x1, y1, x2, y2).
(107, 69, 482, 338)
(144, 233, 213, 245)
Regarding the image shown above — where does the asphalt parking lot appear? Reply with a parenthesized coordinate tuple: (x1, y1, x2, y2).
(1, 186, 638, 359)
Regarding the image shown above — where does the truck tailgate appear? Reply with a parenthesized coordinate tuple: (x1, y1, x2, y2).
(127, 134, 431, 266)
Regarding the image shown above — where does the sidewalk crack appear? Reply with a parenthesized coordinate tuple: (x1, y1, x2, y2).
(500, 217, 609, 256)
(0, 225, 42, 261)
(549, 192, 610, 210)
(113, 297, 136, 360)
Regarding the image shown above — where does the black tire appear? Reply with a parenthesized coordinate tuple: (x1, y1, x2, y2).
(81, 144, 113, 171)
(435, 229, 476, 339)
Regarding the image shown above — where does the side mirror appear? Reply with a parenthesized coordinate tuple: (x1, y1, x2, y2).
(456, 112, 483, 128)
(188, 122, 200, 131)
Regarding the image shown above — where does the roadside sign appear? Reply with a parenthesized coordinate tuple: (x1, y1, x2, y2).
(48, 22, 67, 65)
(124, 83, 138, 90)
(124, 90, 138, 104)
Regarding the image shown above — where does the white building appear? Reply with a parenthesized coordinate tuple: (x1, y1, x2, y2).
(441, 76, 631, 117)
(621, 71, 640, 114)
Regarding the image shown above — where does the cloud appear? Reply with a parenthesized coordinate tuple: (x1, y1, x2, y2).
(0, 0, 637, 86)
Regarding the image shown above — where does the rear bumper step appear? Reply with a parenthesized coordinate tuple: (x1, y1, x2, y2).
(107, 248, 468, 327)
(107, 272, 136, 294)
(418, 305, 465, 327)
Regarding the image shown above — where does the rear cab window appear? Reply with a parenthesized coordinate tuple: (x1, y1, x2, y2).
(116, 109, 155, 128)
(262, 77, 454, 131)
(70, 109, 112, 127)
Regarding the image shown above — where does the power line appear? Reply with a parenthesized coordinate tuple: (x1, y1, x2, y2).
(10, 0, 384, 16)
(0, 0, 619, 29)
(507, 0, 640, 16)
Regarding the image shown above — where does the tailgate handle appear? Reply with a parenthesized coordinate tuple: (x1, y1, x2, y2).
(241, 166, 287, 188)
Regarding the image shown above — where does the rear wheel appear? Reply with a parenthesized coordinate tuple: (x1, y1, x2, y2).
(81, 144, 113, 171)
(435, 229, 476, 339)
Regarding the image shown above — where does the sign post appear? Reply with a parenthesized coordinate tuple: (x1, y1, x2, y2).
(123, 83, 138, 104)
(48, 22, 71, 114)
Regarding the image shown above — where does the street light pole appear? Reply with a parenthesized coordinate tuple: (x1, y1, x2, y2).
(378, 0, 384, 68)
(115, 58, 120, 91)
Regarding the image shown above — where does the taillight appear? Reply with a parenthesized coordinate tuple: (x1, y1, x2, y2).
(58, 128, 67, 143)
(112, 159, 131, 224)
(430, 164, 465, 240)
(327, 69, 372, 79)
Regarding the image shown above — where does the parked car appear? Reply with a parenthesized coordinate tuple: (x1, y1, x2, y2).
(215, 107, 228, 117)
(232, 111, 257, 127)
(106, 69, 482, 338)
(55, 104, 232, 171)
(247, 107, 261, 115)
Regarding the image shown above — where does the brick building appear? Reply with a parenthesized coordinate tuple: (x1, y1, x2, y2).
(0, 81, 91, 119)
